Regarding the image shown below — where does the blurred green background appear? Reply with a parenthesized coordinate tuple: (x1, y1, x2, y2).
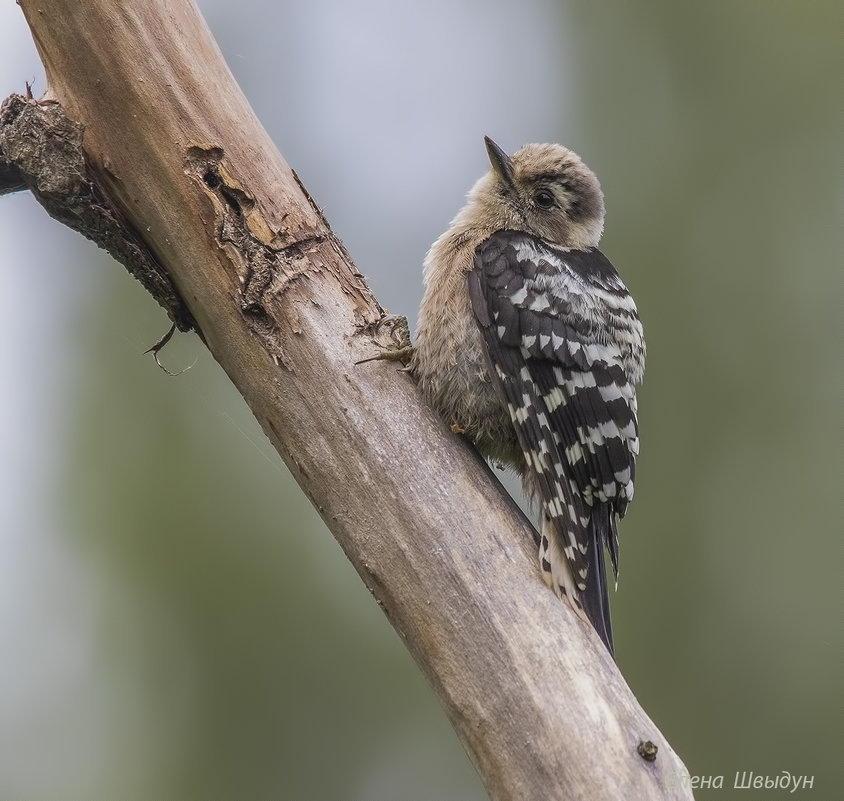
(0, 1, 839, 799)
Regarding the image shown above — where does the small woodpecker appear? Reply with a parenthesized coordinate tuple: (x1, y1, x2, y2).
(411, 137, 645, 655)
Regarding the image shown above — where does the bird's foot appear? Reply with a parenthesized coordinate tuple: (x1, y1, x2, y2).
(356, 314, 414, 368)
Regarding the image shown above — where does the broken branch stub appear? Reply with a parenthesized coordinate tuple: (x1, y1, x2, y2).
(0, 93, 193, 331)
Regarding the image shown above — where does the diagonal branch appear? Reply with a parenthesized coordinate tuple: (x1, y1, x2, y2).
(5, 1, 693, 799)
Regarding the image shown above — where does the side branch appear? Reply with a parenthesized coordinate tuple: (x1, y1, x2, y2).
(0, 93, 193, 330)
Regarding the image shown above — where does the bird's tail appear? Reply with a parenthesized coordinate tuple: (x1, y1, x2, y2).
(540, 506, 615, 657)
(581, 505, 614, 656)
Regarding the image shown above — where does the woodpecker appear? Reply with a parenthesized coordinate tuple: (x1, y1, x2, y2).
(411, 137, 645, 655)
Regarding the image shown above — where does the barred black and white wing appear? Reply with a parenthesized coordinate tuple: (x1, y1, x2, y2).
(468, 229, 645, 654)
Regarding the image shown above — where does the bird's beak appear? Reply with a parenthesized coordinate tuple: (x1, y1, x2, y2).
(484, 136, 515, 188)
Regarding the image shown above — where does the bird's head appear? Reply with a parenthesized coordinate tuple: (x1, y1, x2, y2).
(468, 136, 605, 250)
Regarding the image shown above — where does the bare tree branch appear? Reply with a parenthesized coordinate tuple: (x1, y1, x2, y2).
(0, 94, 194, 329)
(5, 1, 693, 798)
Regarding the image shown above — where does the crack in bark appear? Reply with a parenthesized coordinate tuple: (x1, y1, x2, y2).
(185, 143, 379, 370)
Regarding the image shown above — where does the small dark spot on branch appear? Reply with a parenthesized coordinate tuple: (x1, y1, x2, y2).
(202, 168, 220, 189)
(637, 740, 658, 762)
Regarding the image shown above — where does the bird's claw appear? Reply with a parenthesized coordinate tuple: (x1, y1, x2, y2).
(356, 314, 414, 367)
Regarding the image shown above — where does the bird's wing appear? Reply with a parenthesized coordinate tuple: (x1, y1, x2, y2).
(468, 230, 641, 589)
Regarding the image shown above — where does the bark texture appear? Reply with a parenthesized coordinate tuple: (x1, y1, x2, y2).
(6, 2, 694, 799)
(0, 93, 192, 328)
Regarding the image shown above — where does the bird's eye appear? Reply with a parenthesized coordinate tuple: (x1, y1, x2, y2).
(534, 189, 555, 209)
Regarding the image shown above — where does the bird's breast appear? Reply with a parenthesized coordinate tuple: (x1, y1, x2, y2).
(413, 255, 520, 467)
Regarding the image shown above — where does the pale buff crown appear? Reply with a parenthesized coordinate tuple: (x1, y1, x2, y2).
(454, 138, 606, 251)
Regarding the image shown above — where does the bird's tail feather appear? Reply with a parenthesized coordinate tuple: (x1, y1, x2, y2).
(539, 512, 614, 656)
(582, 505, 614, 656)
